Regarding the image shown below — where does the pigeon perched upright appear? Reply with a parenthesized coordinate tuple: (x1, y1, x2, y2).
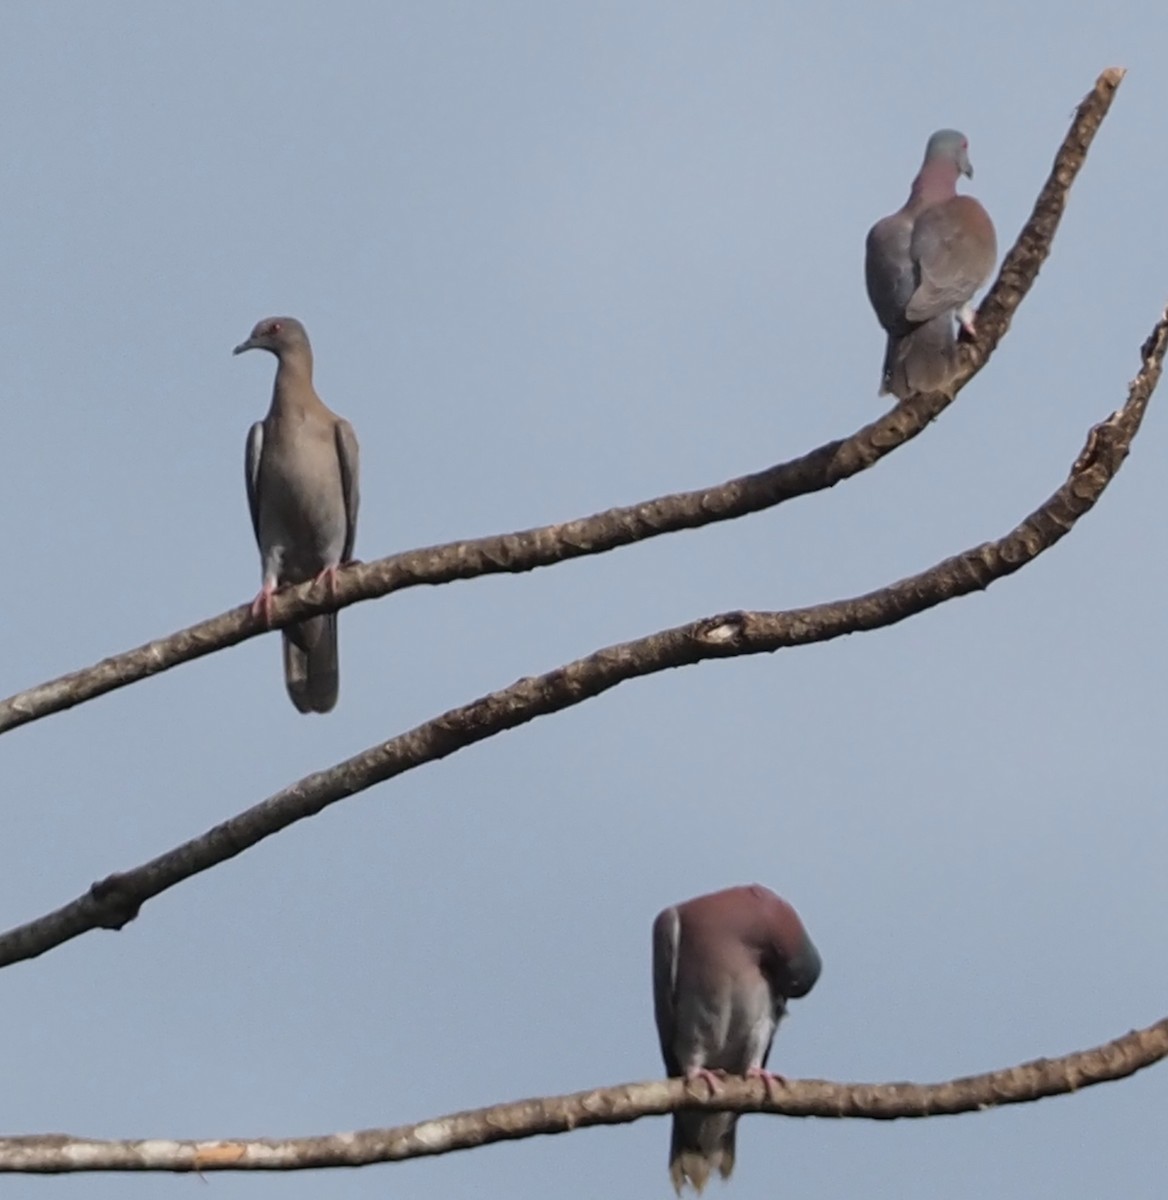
(652, 884, 821, 1194)
(234, 317, 360, 714)
(865, 129, 997, 400)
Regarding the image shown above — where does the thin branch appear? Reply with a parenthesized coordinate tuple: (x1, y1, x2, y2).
(1, 301, 1162, 972)
(2, 1010, 1165, 1173)
(0, 67, 1124, 736)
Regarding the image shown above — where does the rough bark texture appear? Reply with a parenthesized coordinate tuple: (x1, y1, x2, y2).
(0, 68, 1124, 736)
(1, 1011, 1164, 1173)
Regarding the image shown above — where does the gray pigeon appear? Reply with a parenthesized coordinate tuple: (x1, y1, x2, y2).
(652, 884, 822, 1194)
(235, 316, 360, 714)
(865, 129, 997, 399)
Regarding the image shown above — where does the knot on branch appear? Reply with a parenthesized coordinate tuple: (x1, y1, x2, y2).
(88, 873, 144, 930)
(694, 613, 749, 648)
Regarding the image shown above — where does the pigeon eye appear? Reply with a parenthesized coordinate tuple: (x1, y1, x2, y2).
(268, 322, 282, 335)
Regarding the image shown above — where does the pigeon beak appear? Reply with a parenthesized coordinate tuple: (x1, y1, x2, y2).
(232, 338, 257, 356)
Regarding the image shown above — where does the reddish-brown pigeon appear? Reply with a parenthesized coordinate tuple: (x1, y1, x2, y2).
(652, 884, 821, 1194)
(865, 129, 997, 400)
(235, 317, 360, 714)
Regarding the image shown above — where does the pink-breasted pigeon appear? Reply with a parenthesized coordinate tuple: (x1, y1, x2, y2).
(652, 884, 821, 1194)
(865, 129, 997, 400)
(235, 316, 360, 714)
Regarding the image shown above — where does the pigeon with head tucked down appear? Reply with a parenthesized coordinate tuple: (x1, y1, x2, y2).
(865, 129, 997, 400)
(652, 884, 822, 1195)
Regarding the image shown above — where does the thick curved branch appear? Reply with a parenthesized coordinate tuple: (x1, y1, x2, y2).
(1, 300, 1161, 972)
(0, 67, 1124, 736)
(2, 1011, 1165, 1173)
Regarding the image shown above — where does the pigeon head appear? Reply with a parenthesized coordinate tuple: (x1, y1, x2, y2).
(923, 129, 973, 179)
(757, 888, 823, 999)
(776, 933, 822, 999)
(233, 316, 311, 358)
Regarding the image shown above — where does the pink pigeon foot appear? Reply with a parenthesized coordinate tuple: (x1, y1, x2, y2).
(746, 1065, 787, 1098)
(958, 304, 978, 338)
(251, 582, 277, 627)
(685, 1067, 726, 1094)
(314, 564, 341, 602)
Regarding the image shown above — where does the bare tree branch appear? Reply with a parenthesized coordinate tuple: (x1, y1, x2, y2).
(0, 67, 1124, 737)
(2, 1009, 1164, 1173)
(1, 298, 1161, 972)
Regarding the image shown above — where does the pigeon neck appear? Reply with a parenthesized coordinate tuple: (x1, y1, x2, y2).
(908, 159, 959, 210)
(271, 350, 315, 404)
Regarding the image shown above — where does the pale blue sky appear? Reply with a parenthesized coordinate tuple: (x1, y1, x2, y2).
(0, 4, 1165, 1198)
